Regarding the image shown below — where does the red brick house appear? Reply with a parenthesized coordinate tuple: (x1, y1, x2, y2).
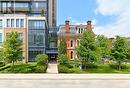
(58, 21, 93, 60)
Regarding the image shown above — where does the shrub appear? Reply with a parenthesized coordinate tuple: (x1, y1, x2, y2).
(36, 54, 48, 65)
(82, 63, 98, 69)
(35, 65, 47, 73)
(58, 65, 70, 73)
(69, 68, 81, 73)
(0, 62, 5, 67)
(58, 65, 80, 73)
(109, 64, 128, 70)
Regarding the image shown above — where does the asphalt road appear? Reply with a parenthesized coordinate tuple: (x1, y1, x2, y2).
(0, 74, 130, 88)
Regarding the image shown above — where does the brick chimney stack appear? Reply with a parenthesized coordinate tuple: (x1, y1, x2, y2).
(65, 20, 70, 33)
(86, 21, 92, 31)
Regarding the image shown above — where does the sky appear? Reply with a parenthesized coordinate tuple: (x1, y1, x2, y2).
(57, 0, 130, 38)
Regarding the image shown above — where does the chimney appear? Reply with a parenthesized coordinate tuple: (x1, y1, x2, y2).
(86, 21, 92, 31)
(65, 20, 70, 32)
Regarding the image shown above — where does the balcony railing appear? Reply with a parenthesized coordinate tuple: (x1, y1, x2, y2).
(1, 0, 31, 2)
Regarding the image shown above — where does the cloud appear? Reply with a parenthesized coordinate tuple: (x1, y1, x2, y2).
(94, 0, 130, 37)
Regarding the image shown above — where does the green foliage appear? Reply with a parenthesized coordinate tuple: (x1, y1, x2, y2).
(110, 36, 129, 70)
(58, 54, 72, 67)
(0, 63, 47, 73)
(2, 32, 23, 67)
(58, 65, 80, 73)
(96, 35, 111, 57)
(76, 31, 101, 70)
(126, 44, 130, 61)
(35, 65, 47, 73)
(82, 63, 98, 69)
(41, 9, 45, 16)
(58, 38, 67, 55)
(0, 62, 5, 67)
(36, 54, 48, 65)
(109, 64, 128, 70)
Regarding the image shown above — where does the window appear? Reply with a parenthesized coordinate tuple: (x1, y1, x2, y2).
(11, 19, 14, 27)
(7, 19, 10, 27)
(29, 20, 45, 29)
(20, 19, 24, 27)
(70, 40, 73, 47)
(18, 33, 23, 41)
(78, 28, 80, 34)
(34, 34, 44, 46)
(0, 33, 2, 46)
(0, 20, 2, 28)
(16, 19, 19, 27)
(70, 51, 74, 60)
(81, 28, 83, 33)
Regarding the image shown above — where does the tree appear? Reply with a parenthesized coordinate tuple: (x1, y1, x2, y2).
(111, 36, 128, 70)
(76, 31, 101, 70)
(96, 35, 111, 62)
(58, 38, 67, 55)
(36, 54, 48, 65)
(2, 32, 23, 67)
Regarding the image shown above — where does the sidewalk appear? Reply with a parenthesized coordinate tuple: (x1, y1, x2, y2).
(0, 74, 130, 88)
(46, 63, 58, 74)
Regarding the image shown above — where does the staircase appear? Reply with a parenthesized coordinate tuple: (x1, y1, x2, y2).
(47, 62, 58, 74)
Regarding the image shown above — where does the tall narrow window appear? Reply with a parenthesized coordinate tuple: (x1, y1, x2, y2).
(11, 19, 14, 27)
(18, 33, 23, 41)
(0, 20, 2, 28)
(16, 19, 19, 27)
(0, 33, 2, 46)
(81, 28, 83, 33)
(70, 51, 74, 60)
(20, 19, 24, 27)
(70, 40, 73, 47)
(78, 28, 80, 34)
(7, 19, 10, 27)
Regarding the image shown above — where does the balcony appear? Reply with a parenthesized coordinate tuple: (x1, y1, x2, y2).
(1, 0, 31, 2)
(0, 7, 30, 13)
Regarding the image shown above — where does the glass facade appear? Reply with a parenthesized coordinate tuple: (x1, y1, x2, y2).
(16, 19, 19, 27)
(0, 20, 2, 28)
(0, 33, 2, 46)
(7, 19, 10, 27)
(28, 20, 45, 29)
(31, 1, 47, 14)
(28, 32, 45, 46)
(20, 19, 24, 27)
(15, 3, 29, 8)
(0, 2, 30, 13)
(28, 20, 47, 61)
(18, 33, 23, 41)
(11, 19, 14, 27)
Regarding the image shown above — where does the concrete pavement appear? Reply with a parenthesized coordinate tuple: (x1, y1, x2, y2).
(47, 63, 58, 74)
(0, 74, 130, 88)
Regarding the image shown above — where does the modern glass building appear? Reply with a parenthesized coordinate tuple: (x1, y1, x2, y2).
(0, 0, 57, 62)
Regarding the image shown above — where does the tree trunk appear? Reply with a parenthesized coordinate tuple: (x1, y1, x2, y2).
(12, 60, 15, 72)
(118, 61, 121, 70)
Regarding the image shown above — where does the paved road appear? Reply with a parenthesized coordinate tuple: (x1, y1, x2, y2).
(0, 74, 130, 88)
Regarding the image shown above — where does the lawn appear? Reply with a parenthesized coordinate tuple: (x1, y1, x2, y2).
(58, 63, 130, 74)
(81, 64, 130, 74)
(0, 62, 47, 73)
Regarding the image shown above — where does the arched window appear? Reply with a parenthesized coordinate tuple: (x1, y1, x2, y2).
(70, 51, 74, 60)
(70, 40, 73, 47)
